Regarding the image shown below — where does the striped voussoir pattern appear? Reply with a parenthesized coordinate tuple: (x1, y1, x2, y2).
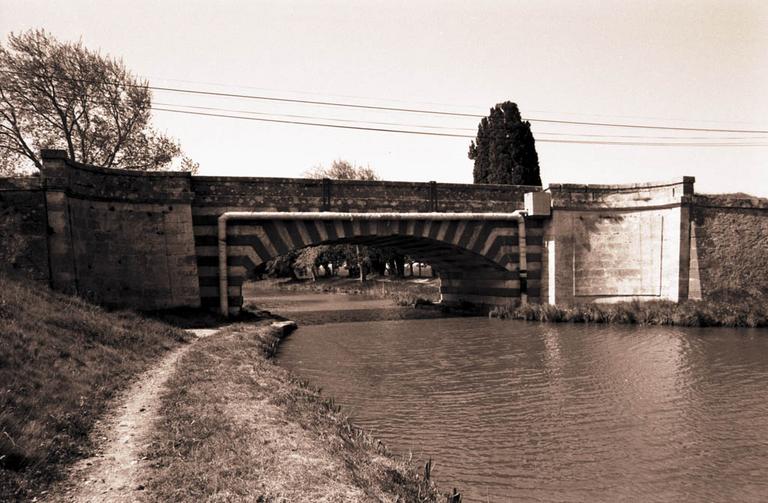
(192, 208, 543, 311)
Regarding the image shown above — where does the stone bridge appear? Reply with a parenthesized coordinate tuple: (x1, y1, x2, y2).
(201, 211, 541, 313)
(3, 149, 766, 314)
(172, 161, 545, 313)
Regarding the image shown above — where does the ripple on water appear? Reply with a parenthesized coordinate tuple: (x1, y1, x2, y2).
(277, 316, 768, 502)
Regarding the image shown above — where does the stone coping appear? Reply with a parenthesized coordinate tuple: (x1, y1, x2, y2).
(40, 149, 190, 178)
(192, 175, 542, 191)
(62, 158, 192, 178)
(546, 177, 694, 192)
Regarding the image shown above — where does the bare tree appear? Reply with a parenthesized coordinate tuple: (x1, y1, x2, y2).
(0, 29, 196, 174)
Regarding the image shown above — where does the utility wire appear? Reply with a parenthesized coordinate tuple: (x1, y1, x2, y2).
(153, 107, 768, 146)
(6, 84, 767, 144)
(153, 102, 478, 132)
(525, 117, 768, 134)
(149, 84, 768, 133)
(150, 76, 486, 114)
(4, 69, 768, 134)
(151, 74, 768, 128)
(152, 107, 473, 138)
(156, 102, 768, 141)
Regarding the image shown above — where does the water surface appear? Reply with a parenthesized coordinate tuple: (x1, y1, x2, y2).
(271, 291, 768, 502)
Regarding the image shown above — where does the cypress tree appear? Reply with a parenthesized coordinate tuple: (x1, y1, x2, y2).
(468, 101, 542, 186)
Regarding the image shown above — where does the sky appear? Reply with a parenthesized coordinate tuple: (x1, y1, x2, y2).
(1, 0, 766, 195)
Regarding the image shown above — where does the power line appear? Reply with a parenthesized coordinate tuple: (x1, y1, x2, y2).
(150, 84, 486, 118)
(150, 76, 486, 114)
(149, 84, 768, 133)
(527, 117, 768, 134)
(4, 69, 768, 134)
(534, 131, 768, 141)
(150, 74, 768, 128)
(153, 102, 478, 132)
(156, 101, 768, 141)
(6, 82, 767, 144)
(152, 107, 474, 138)
(153, 107, 768, 146)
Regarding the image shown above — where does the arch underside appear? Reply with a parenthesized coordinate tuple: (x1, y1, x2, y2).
(193, 217, 543, 311)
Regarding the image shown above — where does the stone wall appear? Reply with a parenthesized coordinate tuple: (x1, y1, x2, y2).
(541, 178, 694, 305)
(39, 150, 201, 310)
(0, 177, 49, 282)
(191, 176, 537, 213)
(689, 195, 768, 300)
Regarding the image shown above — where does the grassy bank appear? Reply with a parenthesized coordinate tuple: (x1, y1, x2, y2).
(142, 322, 444, 502)
(490, 298, 768, 327)
(0, 276, 189, 501)
(262, 276, 441, 306)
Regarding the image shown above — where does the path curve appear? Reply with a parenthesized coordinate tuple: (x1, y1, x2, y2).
(48, 329, 218, 503)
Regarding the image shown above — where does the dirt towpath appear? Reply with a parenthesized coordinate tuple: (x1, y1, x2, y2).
(47, 329, 218, 503)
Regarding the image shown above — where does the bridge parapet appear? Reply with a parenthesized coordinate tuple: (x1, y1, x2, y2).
(191, 176, 538, 213)
(546, 177, 694, 210)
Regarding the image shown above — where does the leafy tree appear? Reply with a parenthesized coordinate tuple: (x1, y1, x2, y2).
(265, 250, 299, 279)
(0, 149, 23, 176)
(302, 160, 384, 282)
(303, 159, 378, 181)
(0, 29, 196, 174)
(468, 101, 541, 186)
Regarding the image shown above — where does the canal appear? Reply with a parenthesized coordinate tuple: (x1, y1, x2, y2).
(256, 286, 768, 502)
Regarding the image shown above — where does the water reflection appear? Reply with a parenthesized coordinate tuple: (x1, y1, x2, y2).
(275, 301, 768, 502)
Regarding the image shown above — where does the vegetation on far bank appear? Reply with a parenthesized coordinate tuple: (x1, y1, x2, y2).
(490, 297, 768, 328)
(0, 275, 189, 501)
(260, 275, 441, 307)
(262, 276, 768, 328)
(142, 322, 444, 502)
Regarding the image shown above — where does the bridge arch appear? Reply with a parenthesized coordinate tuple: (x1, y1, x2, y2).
(193, 212, 544, 314)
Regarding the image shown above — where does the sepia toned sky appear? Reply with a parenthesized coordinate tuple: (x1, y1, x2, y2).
(1, 0, 766, 195)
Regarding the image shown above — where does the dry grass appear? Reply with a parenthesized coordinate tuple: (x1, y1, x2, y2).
(489, 297, 768, 327)
(142, 322, 443, 502)
(0, 276, 189, 501)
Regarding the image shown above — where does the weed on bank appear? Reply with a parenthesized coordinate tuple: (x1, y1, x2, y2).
(490, 298, 768, 327)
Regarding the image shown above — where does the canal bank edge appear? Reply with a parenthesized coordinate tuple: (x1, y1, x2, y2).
(140, 317, 447, 502)
(263, 277, 768, 328)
